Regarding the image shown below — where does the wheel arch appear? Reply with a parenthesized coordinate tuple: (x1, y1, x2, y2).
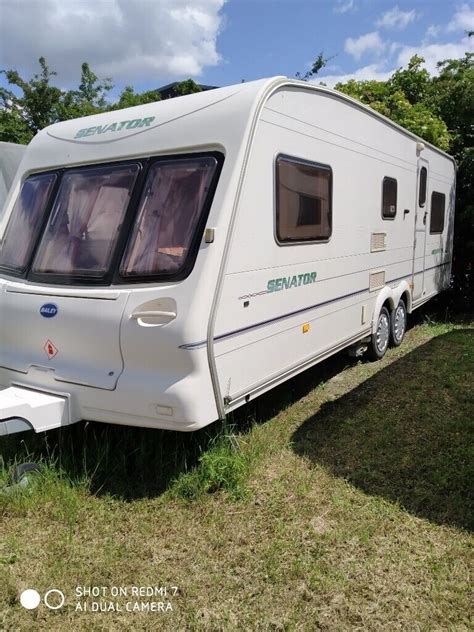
(371, 281, 412, 334)
(371, 287, 395, 334)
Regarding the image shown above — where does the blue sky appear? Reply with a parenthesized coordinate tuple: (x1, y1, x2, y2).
(0, 1, 472, 96)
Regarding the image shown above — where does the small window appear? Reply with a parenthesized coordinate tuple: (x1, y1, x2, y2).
(382, 177, 397, 219)
(419, 166, 427, 207)
(276, 156, 332, 243)
(430, 191, 445, 234)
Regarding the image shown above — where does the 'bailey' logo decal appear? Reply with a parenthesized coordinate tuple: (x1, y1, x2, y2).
(74, 116, 155, 139)
(40, 303, 58, 318)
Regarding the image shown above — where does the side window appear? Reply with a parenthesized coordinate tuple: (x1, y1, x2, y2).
(419, 166, 427, 207)
(430, 191, 445, 234)
(382, 177, 397, 219)
(276, 155, 332, 243)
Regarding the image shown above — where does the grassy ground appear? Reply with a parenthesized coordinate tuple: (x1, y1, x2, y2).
(0, 316, 472, 631)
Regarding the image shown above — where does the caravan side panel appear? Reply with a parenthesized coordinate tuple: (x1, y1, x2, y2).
(213, 86, 453, 408)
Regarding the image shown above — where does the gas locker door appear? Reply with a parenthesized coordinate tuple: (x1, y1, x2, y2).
(0, 282, 129, 390)
(412, 158, 429, 300)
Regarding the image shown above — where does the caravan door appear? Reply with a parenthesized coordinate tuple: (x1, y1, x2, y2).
(412, 157, 429, 300)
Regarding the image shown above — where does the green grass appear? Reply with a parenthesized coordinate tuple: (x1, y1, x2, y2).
(0, 316, 472, 631)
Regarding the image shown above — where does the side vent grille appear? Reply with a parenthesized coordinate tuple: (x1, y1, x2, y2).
(371, 232, 387, 252)
(369, 270, 385, 291)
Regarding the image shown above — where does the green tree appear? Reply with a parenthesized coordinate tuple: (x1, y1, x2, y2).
(296, 52, 332, 81)
(0, 57, 63, 142)
(0, 58, 201, 145)
(334, 53, 473, 307)
(335, 59, 451, 150)
(431, 54, 474, 305)
(110, 86, 161, 110)
(163, 79, 203, 98)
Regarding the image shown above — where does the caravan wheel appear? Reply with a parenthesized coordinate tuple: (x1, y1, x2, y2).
(390, 299, 407, 347)
(368, 306, 390, 361)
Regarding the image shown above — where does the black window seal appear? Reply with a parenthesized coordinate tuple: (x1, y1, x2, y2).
(274, 153, 333, 246)
(381, 176, 397, 221)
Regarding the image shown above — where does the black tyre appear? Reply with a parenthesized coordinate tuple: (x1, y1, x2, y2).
(368, 306, 390, 360)
(390, 298, 407, 347)
(10, 462, 43, 487)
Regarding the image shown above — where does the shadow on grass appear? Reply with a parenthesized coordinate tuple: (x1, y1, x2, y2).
(0, 341, 358, 501)
(292, 329, 474, 531)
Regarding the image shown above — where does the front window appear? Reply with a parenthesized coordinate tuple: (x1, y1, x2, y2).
(0, 173, 56, 272)
(120, 156, 218, 277)
(32, 163, 139, 277)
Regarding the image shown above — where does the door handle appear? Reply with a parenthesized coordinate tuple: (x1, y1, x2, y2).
(129, 298, 177, 327)
(423, 211, 427, 225)
(130, 310, 177, 320)
(130, 310, 177, 327)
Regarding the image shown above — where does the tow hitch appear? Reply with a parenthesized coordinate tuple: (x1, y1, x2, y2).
(0, 386, 73, 436)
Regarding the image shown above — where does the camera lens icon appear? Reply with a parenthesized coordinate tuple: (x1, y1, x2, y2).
(20, 589, 41, 610)
(20, 588, 65, 610)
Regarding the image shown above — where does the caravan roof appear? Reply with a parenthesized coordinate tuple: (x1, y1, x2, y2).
(20, 76, 454, 177)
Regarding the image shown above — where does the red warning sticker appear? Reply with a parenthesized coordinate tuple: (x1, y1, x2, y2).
(44, 339, 58, 360)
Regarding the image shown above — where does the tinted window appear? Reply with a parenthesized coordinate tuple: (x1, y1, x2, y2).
(120, 156, 218, 277)
(276, 156, 331, 242)
(32, 163, 139, 277)
(0, 173, 56, 272)
(419, 166, 427, 207)
(382, 177, 397, 219)
(430, 191, 445, 233)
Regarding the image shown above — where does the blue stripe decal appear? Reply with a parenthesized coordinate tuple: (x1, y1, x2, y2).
(179, 260, 451, 350)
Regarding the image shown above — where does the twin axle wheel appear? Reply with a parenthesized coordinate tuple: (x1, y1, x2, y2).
(368, 299, 407, 361)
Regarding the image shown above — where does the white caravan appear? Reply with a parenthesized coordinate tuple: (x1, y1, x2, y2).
(0, 141, 26, 224)
(0, 77, 456, 436)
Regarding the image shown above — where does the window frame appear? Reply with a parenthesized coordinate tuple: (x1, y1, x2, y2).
(118, 153, 224, 282)
(429, 190, 446, 234)
(274, 153, 333, 246)
(30, 161, 142, 281)
(381, 176, 398, 220)
(0, 151, 224, 286)
(0, 170, 60, 276)
(28, 159, 144, 287)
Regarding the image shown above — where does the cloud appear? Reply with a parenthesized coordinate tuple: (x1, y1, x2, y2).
(0, 0, 226, 84)
(376, 5, 419, 30)
(334, 0, 355, 15)
(397, 37, 474, 73)
(344, 32, 385, 60)
(317, 64, 395, 88)
(447, 3, 474, 32)
(425, 25, 441, 40)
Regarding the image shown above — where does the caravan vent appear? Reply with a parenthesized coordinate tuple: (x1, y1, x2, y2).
(369, 270, 385, 292)
(371, 232, 387, 252)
